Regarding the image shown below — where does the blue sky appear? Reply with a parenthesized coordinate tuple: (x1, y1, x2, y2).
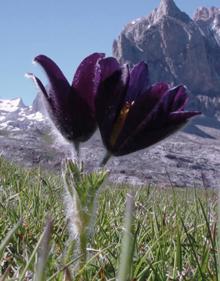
(0, 0, 219, 105)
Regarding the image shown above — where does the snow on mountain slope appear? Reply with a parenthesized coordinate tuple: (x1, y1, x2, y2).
(0, 97, 45, 132)
(0, 95, 67, 173)
(0, 98, 24, 112)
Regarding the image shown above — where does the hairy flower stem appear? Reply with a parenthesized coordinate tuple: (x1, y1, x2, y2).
(100, 151, 111, 167)
(78, 230, 87, 270)
(63, 159, 108, 276)
(74, 141, 80, 163)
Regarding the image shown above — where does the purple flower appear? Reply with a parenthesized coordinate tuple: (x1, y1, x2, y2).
(26, 53, 104, 146)
(95, 58, 200, 157)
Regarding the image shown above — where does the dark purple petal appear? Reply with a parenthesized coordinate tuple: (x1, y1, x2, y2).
(34, 55, 70, 103)
(124, 111, 201, 154)
(34, 84, 96, 143)
(169, 111, 201, 123)
(28, 54, 98, 143)
(114, 123, 183, 156)
(131, 82, 169, 120)
(95, 56, 201, 156)
(114, 82, 169, 147)
(115, 110, 201, 156)
(125, 62, 149, 102)
(72, 53, 105, 112)
(149, 82, 170, 99)
(95, 61, 130, 148)
(173, 85, 188, 111)
(25, 72, 55, 109)
(98, 62, 148, 149)
(161, 85, 188, 113)
(53, 90, 97, 142)
(25, 73, 49, 101)
(138, 85, 188, 129)
(26, 73, 69, 129)
(134, 82, 170, 122)
(99, 57, 121, 81)
(111, 91, 200, 156)
(133, 89, 198, 134)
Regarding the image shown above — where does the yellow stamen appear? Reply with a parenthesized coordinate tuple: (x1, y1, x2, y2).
(110, 101, 134, 146)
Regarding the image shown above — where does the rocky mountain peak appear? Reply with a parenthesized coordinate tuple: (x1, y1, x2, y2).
(157, 0, 180, 16)
(193, 6, 220, 48)
(194, 6, 220, 22)
(32, 93, 45, 114)
(113, 0, 220, 120)
(16, 97, 26, 108)
(151, 0, 190, 23)
(0, 97, 26, 112)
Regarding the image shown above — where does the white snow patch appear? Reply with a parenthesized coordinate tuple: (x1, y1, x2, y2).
(17, 117, 25, 122)
(26, 112, 44, 122)
(130, 17, 141, 25)
(0, 98, 22, 112)
(0, 120, 20, 131)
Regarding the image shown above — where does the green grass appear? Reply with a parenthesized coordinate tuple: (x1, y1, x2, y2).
(0, 157, 218, 280)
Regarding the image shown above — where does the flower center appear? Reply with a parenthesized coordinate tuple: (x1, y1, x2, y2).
(110, 101, 134, 146)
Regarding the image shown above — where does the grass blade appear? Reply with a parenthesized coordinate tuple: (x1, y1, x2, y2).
(19, 219, 52, 281)
(180, 217, 205, 280)
(118, 192, 135, 281)
(34, 218, 53, 281)
(0, 219, 22, 256)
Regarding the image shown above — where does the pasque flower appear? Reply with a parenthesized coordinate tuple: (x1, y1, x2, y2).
(26, 53, 104, 147)
(95, 58, 200, 157)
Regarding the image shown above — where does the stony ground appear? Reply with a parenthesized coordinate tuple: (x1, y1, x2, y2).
(83, 124, 220, 188)
(1, 115, 220, 188)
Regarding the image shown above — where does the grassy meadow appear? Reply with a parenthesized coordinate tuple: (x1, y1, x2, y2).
(0, 157, 219, 280)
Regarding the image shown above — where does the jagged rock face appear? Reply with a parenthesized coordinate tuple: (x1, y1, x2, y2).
(32, 93, 46, 114)
(193, 7, 220, 77)
(194, 6, 220, 43)
(113, 0, 220, 118)
(194, 6, 220, 24)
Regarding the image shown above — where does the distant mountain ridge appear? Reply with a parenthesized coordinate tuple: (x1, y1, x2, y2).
(113, 0, 220, 122)
(0, 97, 44, 131)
